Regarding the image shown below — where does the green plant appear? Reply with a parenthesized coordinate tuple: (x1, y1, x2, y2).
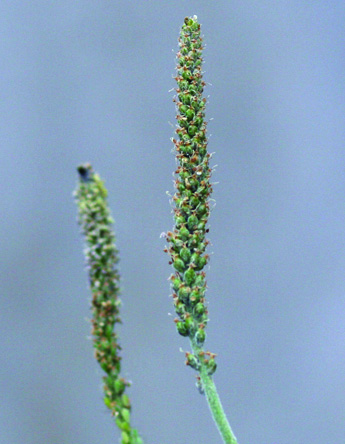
(75, 164, 143, 444)
(75, 15, 238, 444)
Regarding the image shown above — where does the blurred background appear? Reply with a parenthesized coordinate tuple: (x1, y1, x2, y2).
(1, 1, 345, 443)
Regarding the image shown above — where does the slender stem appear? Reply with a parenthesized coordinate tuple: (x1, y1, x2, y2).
(201, 372, 238, 444)
(191, 341, 239, 444)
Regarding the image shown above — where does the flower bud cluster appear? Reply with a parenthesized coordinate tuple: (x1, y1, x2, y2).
(75, 164, 143, 444)
(166, 16, 216, 376)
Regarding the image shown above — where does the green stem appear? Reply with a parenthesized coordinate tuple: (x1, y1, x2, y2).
(191, 340, 239, 444)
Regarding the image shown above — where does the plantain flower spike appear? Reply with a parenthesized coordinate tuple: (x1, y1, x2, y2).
(75, 163, 143, 444)
(166, 16, 217, 379)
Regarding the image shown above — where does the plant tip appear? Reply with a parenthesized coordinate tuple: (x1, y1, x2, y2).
(77, 163, 93, 182)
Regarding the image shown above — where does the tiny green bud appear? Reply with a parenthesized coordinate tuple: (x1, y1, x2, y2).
(188, 125, 198, 137)
(194, 255, 207, 271)
(175, 215, 186, 226)
(104, 324, 113, 338)
(177, 183, 185, 193)
(100, 361, 110, 372)
(189, 177, 199, 189)
(197, 221, 206, 231)
(181, 135, 191, 144)
(114, 379, 126, 395)
(189, 85, 197, 95)
(180, 247, 191, 264)
(197, 242, 207, 253)
(190, 253, 200, 266)
(180, 203, 190, 214)
(175, 198, 182, 208)
(121, 431, 130, 444)
(116, 418, 130, 432)
(179, 169, 189, 180)
(194, 116, 203, 128)
(194, 302, 206, 318)
(131, 430, 144, 444)
(104, 397, 112, 409)
(199, 255, 207, 268)
(179, 226, 190, 240)
(121, 394, 131, 409)
(94, 174, 108, 198)
(197, 204, 207, 216)
(184, 267, 196, 286)
(187, 214, 198, 230)
(196, 184, 207, 195)
(187, 17, 194, 26)
(176, 321, 189, 336)
(182, 69, 191, 80)
(178, 285, 190, 302)
(194, 274, 205, 287)
(170, 234, 183, 249)
(180, 144, 193, 155)
(173, 258, 186, 273)
(180, 93, 191, 105)
(206, 358, 217, 375)
(179, 80, 189, 91)
(175, 301, 185, 316)
(186, 353, 201, 371)
(121, 407, 131, 423)
(197, 130, 205, 140)
(172, 278, 182, 291)
(179, 118, 189, 129)
(184, 316, 194, 332)
(179, 104, 188, 114)
(190, 289, 202, 303)
(185, 109, 195, 121)
(191, 99, 200, 111)
(195, 328, 206, 346)
(175, 215, 186, 227)
(190, 196, 200, 208)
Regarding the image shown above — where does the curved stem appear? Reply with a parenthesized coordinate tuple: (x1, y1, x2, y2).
(191, 340, 238, 444)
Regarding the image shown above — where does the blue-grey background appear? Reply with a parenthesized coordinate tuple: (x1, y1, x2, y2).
(1, 1, 345, 443)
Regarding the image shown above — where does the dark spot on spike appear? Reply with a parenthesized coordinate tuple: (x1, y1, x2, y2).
(77, 163, 93, 182)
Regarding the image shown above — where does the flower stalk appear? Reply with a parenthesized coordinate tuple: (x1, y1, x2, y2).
(165, 16, 239, 444)
(75, 164, 143, 444)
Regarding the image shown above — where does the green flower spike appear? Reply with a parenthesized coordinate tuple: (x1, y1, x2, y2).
(167, 13, 212, 374)
(166, 17, 239, 444)
(75, 164, 143, 444)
